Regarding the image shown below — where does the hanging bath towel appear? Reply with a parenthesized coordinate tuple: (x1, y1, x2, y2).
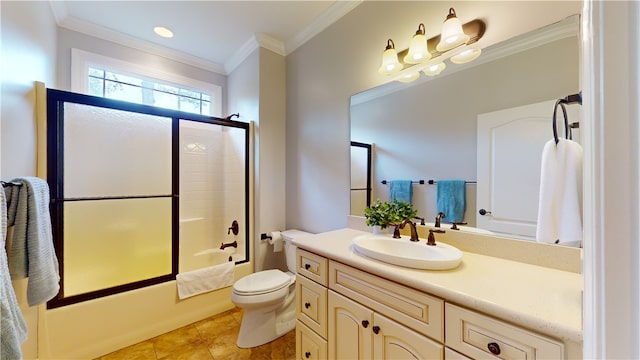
(5, 177, 60, 306)
(436, 180, 466, 223)
(536, 138, 583, 247)
(1, 185, 28, 360)
(389, 180, 412, 203)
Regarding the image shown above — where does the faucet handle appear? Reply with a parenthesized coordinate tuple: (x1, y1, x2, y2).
(451, 222, 467, 230)
(427, 229, 445, 246)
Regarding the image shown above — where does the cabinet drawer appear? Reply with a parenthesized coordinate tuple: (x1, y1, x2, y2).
(296, 275, 328, 338)
(296, 320, 327, 360)
(445, 303, 565, 359)
(297, 249, 328, 286)
(329, 260, 444, 342)
(445, 347, 473, 360)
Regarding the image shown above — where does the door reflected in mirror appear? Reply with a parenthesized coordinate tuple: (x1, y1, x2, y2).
(350, 15, 581, 243)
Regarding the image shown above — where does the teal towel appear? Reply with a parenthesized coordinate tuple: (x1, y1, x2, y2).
(389, 180, 412, 204)
(436, 180, 466, 223)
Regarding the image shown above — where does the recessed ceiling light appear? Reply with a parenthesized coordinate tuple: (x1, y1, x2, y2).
(154, 26, 174, 38)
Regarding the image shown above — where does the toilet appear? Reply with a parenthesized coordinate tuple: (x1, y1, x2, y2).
(231, 229, 311, 348)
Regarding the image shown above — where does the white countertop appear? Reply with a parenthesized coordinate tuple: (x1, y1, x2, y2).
(293, 228, 583, 344)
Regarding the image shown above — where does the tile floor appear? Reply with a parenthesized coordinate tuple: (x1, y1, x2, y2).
(95, 307, 295, 360)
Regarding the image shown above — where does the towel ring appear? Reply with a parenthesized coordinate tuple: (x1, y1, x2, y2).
(552, 99, 571, 144)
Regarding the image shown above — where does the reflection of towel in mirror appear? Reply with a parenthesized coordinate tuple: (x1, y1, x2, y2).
(436, 180, 466, 223)
(389, 180, 412, 203)
(536, 138, 583, 246)
(1, 184, 28, 360)
(5, 177, 60, 306)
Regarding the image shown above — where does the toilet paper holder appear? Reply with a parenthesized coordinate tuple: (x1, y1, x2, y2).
(260, 232, 280, 241)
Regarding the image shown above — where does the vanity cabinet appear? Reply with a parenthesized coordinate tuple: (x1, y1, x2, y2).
(445, 303, 565, 359)
(328, 290, 443, 359)
(295, 246, 574, 360)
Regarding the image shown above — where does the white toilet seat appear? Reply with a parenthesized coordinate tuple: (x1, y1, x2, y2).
(232, 269, 292, 296)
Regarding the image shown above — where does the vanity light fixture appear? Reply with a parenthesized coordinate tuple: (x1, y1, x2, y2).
(378, 39, 403, 75)
(423, 62, 446, 76)
(397, 71, 421, 83)
(450, 46, 482, 64)
(154, 26, 174, 38)
(436, 8, 470, 52)
(377, 7, 485, 83)
(404, 24, 431, 64)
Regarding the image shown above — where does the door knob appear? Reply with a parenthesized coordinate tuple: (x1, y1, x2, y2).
(361, 320, 369, 328)
(372, 325, 380, 334)
(478, 208, 492, 216)
(304, 302, 311, 309)
(305, 351, 311, 358)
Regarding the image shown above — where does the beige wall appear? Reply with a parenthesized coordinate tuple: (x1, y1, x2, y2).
(227, 46, 289, 272)
(1, 2, 58, 358)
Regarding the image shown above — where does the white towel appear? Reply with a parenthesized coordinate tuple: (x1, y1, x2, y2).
(536, 138, 583, 246)
(5, 177, 60, 306)
(176, 262, 235, 299)
(1, 185, 28, 360)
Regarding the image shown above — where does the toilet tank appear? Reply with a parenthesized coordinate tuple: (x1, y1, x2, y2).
(281, 230, 312, 273)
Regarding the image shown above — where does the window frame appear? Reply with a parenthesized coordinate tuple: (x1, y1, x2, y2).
(70, 48, 223, 117)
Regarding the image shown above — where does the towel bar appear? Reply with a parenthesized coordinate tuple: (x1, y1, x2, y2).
(1, 180, 22, 188)
(427, 180, 476, 185)
(381, 180, 424, 185)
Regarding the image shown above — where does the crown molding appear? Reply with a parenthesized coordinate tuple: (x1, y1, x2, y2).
(225, 1, 362, 74)
(286, 0, 363, 54)
(351, 14, 580, 106)
(48, 0, 68, 24)
(49, 1, 226, 74)
(48, 0, 363, 76)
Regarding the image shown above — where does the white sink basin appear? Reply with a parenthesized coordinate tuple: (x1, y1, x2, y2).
(352, 234, 462, 270)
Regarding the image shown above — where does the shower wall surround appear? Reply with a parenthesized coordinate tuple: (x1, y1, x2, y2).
(179, 120, 248, 273)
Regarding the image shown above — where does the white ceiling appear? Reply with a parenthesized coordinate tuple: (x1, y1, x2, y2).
(49, 1, 361, 74)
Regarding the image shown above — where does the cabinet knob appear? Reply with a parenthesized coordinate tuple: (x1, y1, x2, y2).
(372, 325, 380, 334)
(304, 302, 311, 309)
(361, 320, 369, 328)
(304, 263, 311, 270)
(305, 351, 311, 358)
(487, 342, 501, 355)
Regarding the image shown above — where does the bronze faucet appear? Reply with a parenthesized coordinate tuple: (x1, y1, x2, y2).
(427, 229, 446, 246)
(435, 212, 446, 227)
(393, 219, 420, 242)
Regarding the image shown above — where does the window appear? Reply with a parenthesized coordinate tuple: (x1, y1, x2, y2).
(86, 68, 212, 115)
(71, 48, 222, 117)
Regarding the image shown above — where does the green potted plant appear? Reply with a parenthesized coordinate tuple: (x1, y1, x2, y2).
(364, 199, 417, 233)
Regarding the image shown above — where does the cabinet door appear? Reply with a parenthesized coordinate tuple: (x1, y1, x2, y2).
(328, 291, 373, 359)
(296, 320, 327, 360)
(373, 313, 443, 360)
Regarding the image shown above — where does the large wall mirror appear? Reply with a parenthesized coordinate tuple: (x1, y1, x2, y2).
(350, 15, 581, 244)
